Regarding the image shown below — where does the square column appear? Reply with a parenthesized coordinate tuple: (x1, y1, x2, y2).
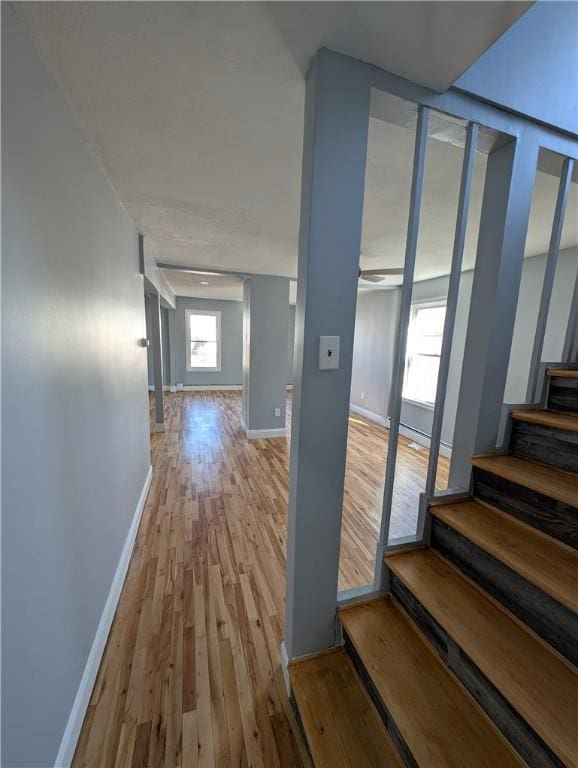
(284, 50, 370, 660)
(149, 292, 165, 432)
(242, 276, 290, 438)
(449, 137, 538, 487)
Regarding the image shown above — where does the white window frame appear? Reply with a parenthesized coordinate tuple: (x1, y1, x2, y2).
(185, 308, 222, 372)
(402, 298, 447, 409)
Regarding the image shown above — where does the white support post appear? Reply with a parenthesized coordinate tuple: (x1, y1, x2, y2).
(284, 49, 370, 660)
(374, 106, 429, 585)
(150, 292, 165, 431)
(449, 137, 539, 488)
(527, 157, 574, 400)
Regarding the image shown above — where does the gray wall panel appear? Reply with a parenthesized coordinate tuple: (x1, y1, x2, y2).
(350, 248, 577, 446)
(173, 296, 295, 388)
(175, 297, 244, 387)
(1, 7, 151, 765)
(350, 290, 399, 419)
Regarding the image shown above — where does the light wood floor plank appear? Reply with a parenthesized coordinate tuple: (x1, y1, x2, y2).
(72, 391, 448, 767)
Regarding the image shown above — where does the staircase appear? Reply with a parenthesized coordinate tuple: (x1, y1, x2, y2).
(290, 367, 578, 767)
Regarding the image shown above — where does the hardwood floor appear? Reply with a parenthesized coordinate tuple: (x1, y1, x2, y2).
(72, 391, 448, 767)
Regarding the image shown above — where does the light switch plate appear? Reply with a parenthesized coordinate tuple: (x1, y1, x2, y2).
(319, 336, 340, 370)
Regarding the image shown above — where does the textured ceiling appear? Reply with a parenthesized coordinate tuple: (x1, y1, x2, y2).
(16, 0, 571, 304)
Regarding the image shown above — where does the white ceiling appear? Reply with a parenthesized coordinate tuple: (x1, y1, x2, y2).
(16, 0, 571, 304)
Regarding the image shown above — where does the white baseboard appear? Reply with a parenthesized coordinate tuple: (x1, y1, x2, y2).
(153, 423, 165, 433)
(246, 427, 286, 439)
(181, 384, 243, 392)
(148, 385, 171, 392)
(54, 465, 153, 768)
(349, 402, 388, 427)
(398, 423, 452, 459)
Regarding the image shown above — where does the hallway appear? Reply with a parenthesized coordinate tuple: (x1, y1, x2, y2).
(72, 391, 447, 767)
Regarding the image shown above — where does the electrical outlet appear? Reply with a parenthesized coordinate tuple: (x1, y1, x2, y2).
(274, 407, 281, 417)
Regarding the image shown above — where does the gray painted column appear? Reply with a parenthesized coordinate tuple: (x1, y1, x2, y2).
(449, 137, 539, 487)
(149, 292, 165, 431)
(284, 50, 370, 660)
(168, 308, 177, 391)
(242, 276, 290, 437)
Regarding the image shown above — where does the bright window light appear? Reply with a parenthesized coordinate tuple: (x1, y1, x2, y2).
(185, 309, 221, 371)
(403, 301, 446, 406)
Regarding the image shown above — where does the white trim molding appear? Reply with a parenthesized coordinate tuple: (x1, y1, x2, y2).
(148, 385, 171, 392)
(246, 427, 286, 439)
(398, 423, 452, 459)
(349, 402, 388, 427)
(54, 466, 153, 768)
(349, 403, 452, 457)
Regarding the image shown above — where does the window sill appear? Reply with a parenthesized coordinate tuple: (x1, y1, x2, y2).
(401, 397, 435, 412)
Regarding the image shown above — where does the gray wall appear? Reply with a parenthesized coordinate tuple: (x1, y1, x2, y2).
(455, 2, 578, 136)
(506, 246, 578, 399)
(350, 247, 578, 446)
(1, 7, 151, 766)
(350, 290, 399, 419)
(173, 296, 296, 388)
(175, 296, 244, 386)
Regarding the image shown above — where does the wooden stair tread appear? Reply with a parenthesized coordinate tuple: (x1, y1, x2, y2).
(472, 454, 578, 508)
(511, 408, 578, 433)
(386, 549, 578, 768)
(548, 368, 578, 378)
(289, 649, 403, 768)
(339, 599, 523, 768)
(431, 499, 578, 614)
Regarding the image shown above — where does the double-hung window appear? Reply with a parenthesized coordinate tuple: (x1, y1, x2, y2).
(402, 300, 446, 407)
(185, 309, 221, 371)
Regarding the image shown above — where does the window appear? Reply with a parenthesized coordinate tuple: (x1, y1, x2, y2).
(185, 309, 221, 371)
(403, 300, 446, 407)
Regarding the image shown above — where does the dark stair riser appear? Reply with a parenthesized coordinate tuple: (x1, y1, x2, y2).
(473, 467, 578, 550)
(343, 632, 418, 768)
(389, 573, 564, 768)
(548, 376, 578, 413)
(509, 420, 578, 473)
(430, 518, 578, 667)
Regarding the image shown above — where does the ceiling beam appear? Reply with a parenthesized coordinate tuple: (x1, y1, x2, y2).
(157, 262, 297, 281)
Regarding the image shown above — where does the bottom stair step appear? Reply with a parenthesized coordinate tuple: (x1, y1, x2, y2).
(289, 648, 403, 768)
(339, 598, 523, 768)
